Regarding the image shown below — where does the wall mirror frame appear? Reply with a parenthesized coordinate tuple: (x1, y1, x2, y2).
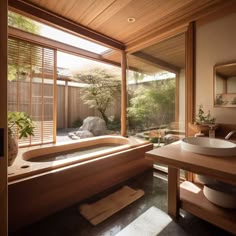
(214, 62, 236, 107)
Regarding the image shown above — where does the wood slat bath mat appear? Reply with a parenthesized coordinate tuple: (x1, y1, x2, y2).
(79, 186, 144, 225)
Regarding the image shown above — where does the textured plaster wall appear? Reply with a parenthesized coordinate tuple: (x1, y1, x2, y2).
(196, 12, 236, 124)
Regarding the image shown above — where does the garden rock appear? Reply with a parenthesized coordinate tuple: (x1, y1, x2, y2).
(79, 116, 107, 136)
(68, 132, 80, 140)
(75, 130, 94, 138)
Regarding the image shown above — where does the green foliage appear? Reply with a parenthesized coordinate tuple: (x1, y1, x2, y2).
(8, 64, 17, 82)
(75, 68, 121, 123)
(128, 86, 156, 129)
(215, 94, 225, 105)
(72, 117, 83, 128)
(231, 97, 236, 105)
(132, 71, 145, 84)
(107, 118, 121, 131)
(127, 79, 175, 130)
(8, 112, 34, 139)
(8, 11, 40, 34)
(194, 105, 215, 125)
(150, 137, 159, 143)
(8, 12, 41, 81)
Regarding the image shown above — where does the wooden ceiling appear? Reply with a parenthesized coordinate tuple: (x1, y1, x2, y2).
(24, 0, 192, 44)
(103, 33, 185, 74)
(141, 34, 185, 69)
(8, 0, 236, 74)
(15, 0, 233, 45)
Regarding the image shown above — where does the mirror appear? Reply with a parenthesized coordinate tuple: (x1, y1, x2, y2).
(214, 62, 236, 107)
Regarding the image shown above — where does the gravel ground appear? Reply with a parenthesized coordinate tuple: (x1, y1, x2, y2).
(56, 128, 79, 142)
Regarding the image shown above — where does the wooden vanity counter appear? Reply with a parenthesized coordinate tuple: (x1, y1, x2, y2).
(146, 141, 236, 235)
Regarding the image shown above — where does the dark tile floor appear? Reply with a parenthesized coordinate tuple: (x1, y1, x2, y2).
(10, 170, 233, 236)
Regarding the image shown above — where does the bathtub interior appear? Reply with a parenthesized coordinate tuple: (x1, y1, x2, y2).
(28, 144, 123, 162)
(8, 135, 149, 182)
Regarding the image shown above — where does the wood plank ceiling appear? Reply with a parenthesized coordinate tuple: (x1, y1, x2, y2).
(103, 33, 185, 74)
(9, 0, 236, 75)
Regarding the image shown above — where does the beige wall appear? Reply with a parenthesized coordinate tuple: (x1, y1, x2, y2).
(196, 12, 236, 124)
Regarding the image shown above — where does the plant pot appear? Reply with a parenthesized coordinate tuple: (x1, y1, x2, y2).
(188, 123, 219, 136)
(8, 134, 18, 166)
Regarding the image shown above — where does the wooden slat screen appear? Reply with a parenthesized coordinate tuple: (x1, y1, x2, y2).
(8, 37, 56, 146)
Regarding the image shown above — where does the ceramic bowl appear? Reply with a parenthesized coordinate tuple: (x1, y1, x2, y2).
(203, 183, 236, 209)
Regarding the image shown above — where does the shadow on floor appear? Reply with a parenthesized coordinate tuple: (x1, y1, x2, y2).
(9, 170, 233, 236)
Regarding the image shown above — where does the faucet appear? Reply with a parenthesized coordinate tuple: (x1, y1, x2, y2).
(225, 131, 236, 140)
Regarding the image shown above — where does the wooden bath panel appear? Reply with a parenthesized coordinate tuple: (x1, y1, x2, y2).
(8, 142, 153, 232)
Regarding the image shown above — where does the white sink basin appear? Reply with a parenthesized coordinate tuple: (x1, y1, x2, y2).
(181, 137, 236, 156)
(203, 182, 236, 209)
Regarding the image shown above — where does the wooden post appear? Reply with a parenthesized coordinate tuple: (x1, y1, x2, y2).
(185, 22, 195, 136)
(175, 72, 180, 125)
(185, 22, 195, 181)
(64, 80, 68, 129)
(53, 50, 57, 143)
(168, 167, 180, 217)
(121, 51, 127, 137)
(0, 0, 8, 235)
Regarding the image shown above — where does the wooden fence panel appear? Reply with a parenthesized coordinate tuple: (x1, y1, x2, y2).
(9, 81, 122, 129)
(68, 86, 95, 127)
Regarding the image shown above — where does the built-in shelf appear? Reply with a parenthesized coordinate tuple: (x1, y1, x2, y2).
(180, 182, 236, 235)
(146, 142, 236, 235)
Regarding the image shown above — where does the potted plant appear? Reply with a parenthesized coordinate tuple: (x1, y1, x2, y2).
(189, 105, 217, 135)
(8, 111, 34, 166)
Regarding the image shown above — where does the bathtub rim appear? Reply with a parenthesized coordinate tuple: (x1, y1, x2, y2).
(22, 135, 131, 161)
(8, 135, 150, 182)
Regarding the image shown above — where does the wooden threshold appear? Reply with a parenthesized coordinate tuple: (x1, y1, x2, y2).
(180, 181, 236, 235)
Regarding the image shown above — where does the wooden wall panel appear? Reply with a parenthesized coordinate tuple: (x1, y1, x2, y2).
(68, 86, 94, 126)
(0, 0, 8, 235)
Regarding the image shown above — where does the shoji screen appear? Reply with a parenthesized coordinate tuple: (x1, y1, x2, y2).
(8, 37, 56, 146)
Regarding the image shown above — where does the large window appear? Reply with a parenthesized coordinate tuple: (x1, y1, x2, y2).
(56, 51, 121, 136)
(126, 34, 186, 143)
(8, 37, 56, 146)
(126, 34, 186, 177)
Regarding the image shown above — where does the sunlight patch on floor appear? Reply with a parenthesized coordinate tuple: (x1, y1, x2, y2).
(115, 206, 172, 236)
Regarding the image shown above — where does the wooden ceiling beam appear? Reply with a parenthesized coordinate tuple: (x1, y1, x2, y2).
(132, 51, 180, 74)
(9, 27, 144, 74)
(8, 27, 120, 68)
(8, 0, 125, 51)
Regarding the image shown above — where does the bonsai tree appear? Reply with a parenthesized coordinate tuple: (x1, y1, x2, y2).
(75, 68, 121, 124)
(8, 111, 34, 166)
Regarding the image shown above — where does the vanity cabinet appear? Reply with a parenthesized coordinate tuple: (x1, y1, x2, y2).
(146, 142, 236, 235)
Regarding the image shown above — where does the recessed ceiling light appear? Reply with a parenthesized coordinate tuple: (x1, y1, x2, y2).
(127, 17, 136, 23)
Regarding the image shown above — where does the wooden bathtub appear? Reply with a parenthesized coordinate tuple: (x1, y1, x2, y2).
(8, 136, 153, 231)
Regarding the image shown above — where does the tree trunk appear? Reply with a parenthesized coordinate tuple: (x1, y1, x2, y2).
(99, 110, 109, 124)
